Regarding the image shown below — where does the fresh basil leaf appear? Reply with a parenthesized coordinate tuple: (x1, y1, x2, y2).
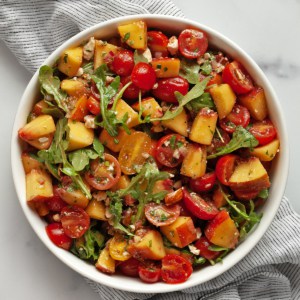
(134, 50, 149, 64)
(38, 66, 68, 112)
(179, 58, 201, 84)
(207, 126, 259, 159)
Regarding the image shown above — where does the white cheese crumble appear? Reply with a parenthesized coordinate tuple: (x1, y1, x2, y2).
(84, 115, 96, 129)
(167, 36, 178, 56)
(188, 244, 200, 256)
(83, 37, 95, 61)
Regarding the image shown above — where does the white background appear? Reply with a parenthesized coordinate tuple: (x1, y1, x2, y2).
(0, 0, 299, 299)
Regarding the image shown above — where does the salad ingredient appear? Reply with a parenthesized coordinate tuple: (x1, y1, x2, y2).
(222, 61, 254, 95)
(145, 203, 181, 226)
(182, 188, 219, 220)
(96, 246, 116, 274)
(250, 139, 280, 161)
(131, 62, 156, 90)
(209, 83, 236, 119)
(147, 31, 169, 56)
(151, 58, 180, 78)
(138, 262, 161, 283)
(160, 216, 197, 248)
(161, 254, 193, 283)
(94, 40, 119, 70)
(119, 258, 140, 277)
(195, 236, 222, 260)
(178, 29, 208, 59)
(239, 87, 268, 121)
(249, 119, 277, 145)
(85, 199, 107, 221)
(46, 223, 72, 250)
(58, 47, 83, 77)
(111, 49, 134, 76)
(189, 172, 217, 193)
(215, 154, 238, 186)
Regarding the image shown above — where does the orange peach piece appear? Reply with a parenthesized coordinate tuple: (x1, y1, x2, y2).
(96, 246, 116, 274)
(151, 58, 180, 78)
(21, 152, 44, 174)
(69, 94, 89, 122)
(205, 210, 239, 249)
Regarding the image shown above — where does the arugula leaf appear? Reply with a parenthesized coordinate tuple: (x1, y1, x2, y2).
(38, 118, 92, 199)
(38, 66, 68, 112)
(134, 50, 149, 64)
(193, 257, 207, 266)
(207, 126, 259, 159)
(92, 65, 131, 137)
(71, 222, 105, 261)
(185, 92, 215, 113)
(93, 138, 104, 158)
(41, 106, 64, 119)
(258, 188, 269, 199)
(151, 77, 210, 122)
(82, 62, 94, 74)
(179, 58, 201, 84)
(208, 245, 229, 252)
(199, 60, 212, 75)
(68, 149, 98, 172)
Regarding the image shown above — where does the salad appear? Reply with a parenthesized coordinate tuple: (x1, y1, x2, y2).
(18, 20, 280, 284)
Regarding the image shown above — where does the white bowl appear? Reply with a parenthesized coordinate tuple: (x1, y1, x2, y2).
(11, 15, 289, 293)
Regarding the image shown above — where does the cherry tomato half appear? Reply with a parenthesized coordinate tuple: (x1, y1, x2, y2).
(118, 258, 140, 277)
(222, 61, 254, 95)
(249, 119, 277, 145)
(111, 49, 134, 76)
(45, 223, 72, 250)
(147, 31, 169, 56)
(87, 96, 100, 115)
(138, 262, 161, 283)
(215, 154, 238, 186)
(194, 236, 222, 260)
(60, 206, 90, 239)
(131, 62, 156, 91)
(189, 172, 217, 193)
(178, 29, 208, 59)
(46, 185, 67, 212)
(161, 254, 193, 284)
(145, 203, 180, 226)
(85, 154, 121, 190)
(219, 104, 250, 134)
(120, 75, 146, 100)
(155, 134, 188, 168)
(152, 76, 189, 103)
(182, 188, 219, 220)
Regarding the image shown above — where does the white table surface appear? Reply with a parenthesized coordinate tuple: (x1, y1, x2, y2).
(0, 0, 299, 299)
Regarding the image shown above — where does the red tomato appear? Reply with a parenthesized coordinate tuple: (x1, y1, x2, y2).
(189, 172, 217, 193)
(194, 236, 222, 260)
(60, 206, 90, 238)
(152, 76, 189, 103)
(147, 31, 169, 56)
(131, 62, 156, 91)
(138, 262, 161, 283)
(46, 186, 67, 212)
(155, 134, 188, 168)
(45, 223, 72, 250)
(120, 75, 146, 100)
(219, 104, 251, 134)
(178, 29, 208, 59)
(85, 154, 121, 190)
(87, 96, 100, 115)
(222, 61, 254, 95)
(207, 128, 230, 155)
(118, 258, 140, 277)
(182, 188, 219, 220)
(111, 49, 134, 76)
(145, 203, 180, 226)
(215, 154, 238, 185)
(249, 119, 277, 145)
(161, 254, 193, 284)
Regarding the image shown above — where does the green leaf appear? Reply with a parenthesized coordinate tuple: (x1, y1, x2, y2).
(41, 106, 64, 119)
(71, 222, 105, 261)
(193, 257, 207, 266)
(123, 32, 130, 42)
(38, 66, 68, 112)
(68, 149, 98, 172)
(208, 245, 229, 252)
(179, 58, 201, 84)
(207, 126, 259, 159)
(185, 92, 215, 113)
(199, 60, 212, 75)
(93, 138, 104, 158)
(82, 62, 94, 74)
(258, 188, 269, 199)
(134, 50, 149, 64)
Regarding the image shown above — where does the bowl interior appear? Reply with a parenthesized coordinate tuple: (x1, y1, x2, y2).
(11, 15, 289, 293)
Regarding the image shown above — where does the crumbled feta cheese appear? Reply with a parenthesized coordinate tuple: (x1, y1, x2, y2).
(152, 83, 158, 89)
(204, 52, 211, 59)
(53, 214, 61, 222)
(107, 162, 115, 172)
(167, 36, 178, 56)
(173, 149, 180, 159)
(76, 67, 83, 77)
(196, 227, 202, 239)
(141, 48, 152, 62)
(173, 180, 182, 189)
(84, 115, 96, 129)
(106, 76, 114, 84)
(142, 152, 150, 159)
(134, 235, 142, 243)
(83, 37, 95, 61)
(163, 140, 170, 147)
(188, 244, 200, 256)
(38, 137, 49, 143)
(129, 224, 135, 231)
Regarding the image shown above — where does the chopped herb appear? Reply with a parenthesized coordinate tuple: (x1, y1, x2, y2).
(63, 53, 68, 63)
(169, 135, 176, 149)
(123, 32, 130, 42)
(114, 138, 119, 144)
(156, 64, 162, 69)
(163, 67, 168, 72)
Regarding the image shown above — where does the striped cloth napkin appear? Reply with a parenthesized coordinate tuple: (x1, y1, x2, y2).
(1, 1, 300, 299)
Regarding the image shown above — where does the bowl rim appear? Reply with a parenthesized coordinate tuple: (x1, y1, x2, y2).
(11, 14, 289, 294)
